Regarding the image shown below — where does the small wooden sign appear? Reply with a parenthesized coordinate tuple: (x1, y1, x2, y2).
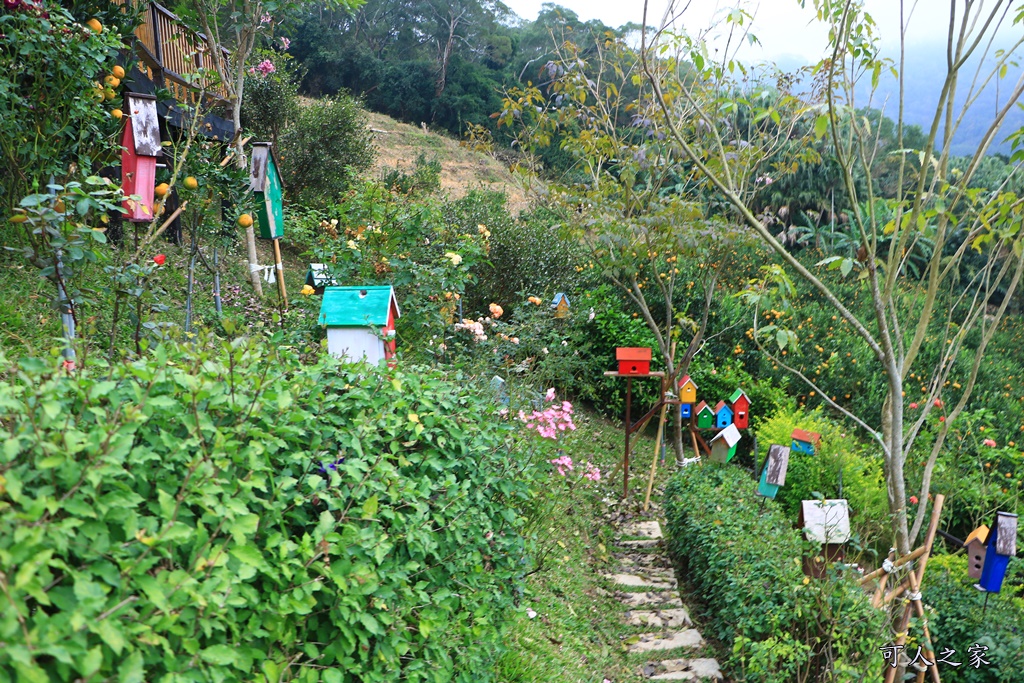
(995, 512, 1018, 557)
(126, 93, 161, 156)
(765, 445, 790, 486)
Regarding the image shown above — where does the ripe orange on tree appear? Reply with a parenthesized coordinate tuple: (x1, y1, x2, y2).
(112, 65, 126, 79)
(183, 176, 198, 190)
(237, 213, 253, 228)
(154, 183, 170, 198)
(86, 18, 103, 33)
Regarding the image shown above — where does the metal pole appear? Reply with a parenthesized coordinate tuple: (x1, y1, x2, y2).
(623, 377, 632, 499)
(213, 248, 222, 315)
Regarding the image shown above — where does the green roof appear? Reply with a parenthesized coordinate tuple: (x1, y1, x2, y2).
(318, 286, 399, 327)
(729, 388, 749, 403)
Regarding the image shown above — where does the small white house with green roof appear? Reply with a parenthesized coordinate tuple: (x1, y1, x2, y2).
(318, 286, 401, 364)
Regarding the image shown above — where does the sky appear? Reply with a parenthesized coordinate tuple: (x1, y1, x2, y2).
(501, 0, 973, 66)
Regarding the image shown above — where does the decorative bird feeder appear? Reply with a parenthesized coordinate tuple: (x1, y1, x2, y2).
(709, 423, 741, 463)
(756, 444, 790, 499)
(318, 285, 401, 364)
(305, 263, 338, 295)
(616, 347, 651, 375)
(677, 375, 698, 403)
(729, 388, 751, 429)
(977, 512, 1017, 593)
(791, 428, 822, 455)
(965, 525, 989, 580)
(120, 93, 160, 222)
(713, 400, 733, 429)
(680, 403, 692, 420)
(551, 292, 570, 318)
(799, 499, 851, 578)
(695, 401, 715, 429)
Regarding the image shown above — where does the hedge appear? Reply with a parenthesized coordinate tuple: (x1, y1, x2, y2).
(0, 337, 534, 682)
(663, 464, 885, 681)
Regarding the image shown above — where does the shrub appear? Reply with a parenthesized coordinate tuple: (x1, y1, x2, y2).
(664, 464, 886, 682)
(925, 554, 1024, 682)
(0, 337, 536, 682)
(276, 95, 376, 206)
(240, 49, 302, 148)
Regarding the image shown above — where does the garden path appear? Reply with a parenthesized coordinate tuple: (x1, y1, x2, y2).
(603, 508, 723, 681)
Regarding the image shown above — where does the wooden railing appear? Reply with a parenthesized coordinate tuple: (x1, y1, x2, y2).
(114, 0, 230, 105)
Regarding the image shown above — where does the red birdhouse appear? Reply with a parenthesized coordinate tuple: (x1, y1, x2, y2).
(120, 93, 161, 222)
(616, 347, 651, 375)
(729, 388, 751, 429)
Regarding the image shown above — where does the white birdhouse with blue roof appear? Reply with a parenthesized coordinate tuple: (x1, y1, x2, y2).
(318, 286, 401, 364)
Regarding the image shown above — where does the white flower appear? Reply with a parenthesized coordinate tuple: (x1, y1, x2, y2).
(444, 252, 463, 266)
(542, 347, 548, 354)
(561, 340, 568, 346)
(346, 240, 358, 250)
(526, 608, 537, 619)
(588, 307, 595, 321)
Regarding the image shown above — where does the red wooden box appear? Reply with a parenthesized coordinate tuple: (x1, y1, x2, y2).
(616, 347, 651, 375)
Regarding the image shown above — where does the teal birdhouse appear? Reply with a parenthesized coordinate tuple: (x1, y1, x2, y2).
(757, 445, 790, 499)
(249, 143, 285, 240)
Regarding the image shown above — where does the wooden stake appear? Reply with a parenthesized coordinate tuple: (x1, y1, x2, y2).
(689, 426, 701, 460)
(273, 237, 287, 309)
(872, 549, 896, 609)
(643, 342, 676, 511)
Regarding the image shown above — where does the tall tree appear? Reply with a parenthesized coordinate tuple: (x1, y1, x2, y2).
(636, 0, 1024, 555)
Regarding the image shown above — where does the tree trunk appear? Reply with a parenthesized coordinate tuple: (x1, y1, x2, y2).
(881, 389, 911, 555)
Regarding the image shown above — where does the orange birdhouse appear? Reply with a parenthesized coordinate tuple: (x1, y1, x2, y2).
(616, 347, 651, 375)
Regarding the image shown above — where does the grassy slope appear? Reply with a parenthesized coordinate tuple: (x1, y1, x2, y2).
(497, 412, 723, 683)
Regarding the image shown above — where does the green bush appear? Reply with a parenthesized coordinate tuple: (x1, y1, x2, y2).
(0, 337, 535, 682)
(664, 464, 886, 682)
(754, 406, 889, 549)
(925, 554, 1024, 682)
(276, 95, 376, 206)
(240, 50, 303, 148)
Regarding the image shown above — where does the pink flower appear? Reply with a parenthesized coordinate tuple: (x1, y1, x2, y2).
(260, 13, 272, 24)
(909, 402, 918, 409)
(934, 399, 943, 407)
(545, 387, 556, 402)
(254, 59, 276, 76)
(550, 454, 574, 476)
(583, 462, 601, 482)
(983, 438, 997, 447)
(280, 37, 291, 50)
(910, 495, 919, 504)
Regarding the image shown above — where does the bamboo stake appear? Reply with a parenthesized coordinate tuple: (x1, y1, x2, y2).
(906, 569, 942, 683)
(272, 237, 287, 309)
(884, 495, 946, 604)
(860, 546, 927, 586)
(689, 426, 700, 460)
(219, 136, 253, 167)
(872, 549, 896, 609)
(643, 342, 676, 511)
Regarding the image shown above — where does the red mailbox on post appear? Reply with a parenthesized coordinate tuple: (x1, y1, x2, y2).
(616, 347, 651, 375)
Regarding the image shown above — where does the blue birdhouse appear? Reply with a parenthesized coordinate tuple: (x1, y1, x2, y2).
(978, 512, 1017, 593)
(791, 428, 822, 455)
(714, 400, 733, 429)
(680, 403, 692, 420)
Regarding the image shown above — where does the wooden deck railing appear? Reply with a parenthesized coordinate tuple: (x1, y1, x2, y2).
(114, 0, 230, 105)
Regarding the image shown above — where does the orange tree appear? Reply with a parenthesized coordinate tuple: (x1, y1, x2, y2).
(635, 0, 1024, 554)
(498, 34, 749, 463)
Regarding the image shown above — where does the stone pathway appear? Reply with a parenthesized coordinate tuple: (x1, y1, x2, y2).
(604, 513, 723, 681)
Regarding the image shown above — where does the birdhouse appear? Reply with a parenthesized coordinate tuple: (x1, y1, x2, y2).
(552, 293, 570, 318)
(709, 423, 741, 463)
(713, 400, 733, 429)
(120, 93, 160, 222)
(616, 347, 651, 375)
(799, 499, 851, 578)
(756, 445, 790, 499)
(695, 401, 715, 429)
(791, 428, 822, 455)
(729, 388, 751, 429)
(249, 142, 285, 239)
(978, 512, 1017, 593)
(677, 375, 697, 404)
(964, 525, 989, 580)
(305, 263, 338, 295)
(680, 403, 692, 420)
(318, 286, 401, 363)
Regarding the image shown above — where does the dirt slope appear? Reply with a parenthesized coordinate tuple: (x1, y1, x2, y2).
(365, 111, 532, 214)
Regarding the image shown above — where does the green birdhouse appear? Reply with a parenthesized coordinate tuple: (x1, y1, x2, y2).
(249, 142, 285, 239)
(695, 400, 715, 429)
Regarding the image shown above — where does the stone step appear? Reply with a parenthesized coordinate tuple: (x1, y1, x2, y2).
(625, 607, 692, 629)
(617, 552, 671, 568)
(617, 591, 684, 608)
(613, 567, 676, 582)
(603, 573, 677, 590)
(619, 520, 663, 539)
(616, 538, 661, 549)
(627, 629, 704, 653)
(645, 658, 722, 681)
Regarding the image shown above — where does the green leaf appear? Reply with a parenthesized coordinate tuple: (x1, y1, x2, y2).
(229, 544, 265, 567)
(118, 651, 144, 683)
(322, 670, 344, 683)
(840, 259, 853, 277)
(362, 495, 379, 520)
(95, 620, 126, 655)
(814, 114, 828, 139)
(199, 645, 237, 666)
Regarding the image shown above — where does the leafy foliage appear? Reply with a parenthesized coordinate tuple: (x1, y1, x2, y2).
(0, 337, 537, 682)
(664, 464, 886, 682)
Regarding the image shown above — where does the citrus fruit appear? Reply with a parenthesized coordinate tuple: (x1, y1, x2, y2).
(103, 88, 116, 101)
(112, 65, 125, 79)
(92, 87, 105, 102)
(154, 182, 170, 197)
(237, 213, 254, 228)
(104, 75, 120, 88)
(183, 176, 198, 190)
(86, 18, 102, 33)
(111, 108, 123, 120)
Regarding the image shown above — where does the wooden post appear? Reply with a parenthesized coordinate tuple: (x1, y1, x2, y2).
(273, 237, 287, 309)
(643, 393, 669, 511)
(623, 377, 632, 499)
